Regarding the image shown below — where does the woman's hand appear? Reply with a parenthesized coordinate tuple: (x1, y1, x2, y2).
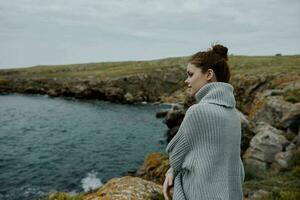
(163, 170, 174, 200)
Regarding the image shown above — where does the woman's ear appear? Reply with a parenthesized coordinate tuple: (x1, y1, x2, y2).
(206, 69, 214, 81)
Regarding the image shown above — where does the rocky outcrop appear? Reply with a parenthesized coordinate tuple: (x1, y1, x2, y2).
(272, 143, 296, 171)
(250, 94, 293, 129)
(135, 152, 169, 185)
(237, 110, 256, 155)
(163, 104, 186, 142)
(82, 176, 163, 200)
(281, 103, 300, 134)
(243, 122, 290, 170)
(0, 67, 186, 104)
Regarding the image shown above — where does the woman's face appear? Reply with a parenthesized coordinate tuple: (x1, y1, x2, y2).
(184, 63, 215, 96)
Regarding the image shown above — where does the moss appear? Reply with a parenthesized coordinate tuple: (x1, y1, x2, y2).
(279, 190, 300, 200)
(258, 190, 300, 200)
(243, 168, 300, 198)
(150, 190, 165, 200)
(285, 131, 297, 142)
(291, 166, 300, 179)
(283, 89, 300, 103)
(0, 79, 9, 85)
(244, 164, 265, 181)
(289, 149, 300, 167)
(39, 192, 84, 200)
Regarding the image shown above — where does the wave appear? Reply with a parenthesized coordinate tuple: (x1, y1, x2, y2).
(81, 171, 103, 192)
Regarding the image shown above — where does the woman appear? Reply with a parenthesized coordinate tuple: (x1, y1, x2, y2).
(163, 44, 245, 200)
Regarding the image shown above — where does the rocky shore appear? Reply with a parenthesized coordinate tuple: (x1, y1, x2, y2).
(1, 55, 300, 200)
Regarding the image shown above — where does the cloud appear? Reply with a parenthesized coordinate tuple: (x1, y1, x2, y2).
(0, 0, 299, 68)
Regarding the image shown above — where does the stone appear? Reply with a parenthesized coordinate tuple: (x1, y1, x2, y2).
(272, 143, 296, 171)
(237, 110, 256, 155)
(104, 87, 124, 102)
(135, 152, 169, 185)
(247, 189, 271, 200)
(155, 109, 169, 118)
(124, 92, 134, 103)
(82, 176, 163, 200)
(250, 95, 293, 129)
(163, 106, 185, 130)
(281, 103, 300, 134)
(243, 122, 290, 170)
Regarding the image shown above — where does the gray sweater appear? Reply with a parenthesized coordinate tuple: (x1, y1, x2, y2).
(166, 82, 245, 200)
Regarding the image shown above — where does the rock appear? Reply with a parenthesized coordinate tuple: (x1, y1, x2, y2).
(281, 103, 300, 134)
(135, 152, 169, 185)
(163, 106, 185, 130)
(82, 176, 163, 200)
(48, 89, 59, 97)
(166, 125, 180, 142)
(156, 109, 169, 118)
(124, 92, 134, 103)
(250, 95, 293, 129)
(231, 74, 273, 115)
(104, 87, 124, 102)
(246, 189, 271, 200)
(272, 143, 296, 171)
(163, 105, 186, 142)
(243, 122, 290, 170)
(298, 127, 300, 147)
(237, 110, 256, 155)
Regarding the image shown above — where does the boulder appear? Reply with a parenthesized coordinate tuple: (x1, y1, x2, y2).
(237, 110, 256, 155)
(82, 176, 163, 200)
(156, 109, 169, 118)
(250, 95, 293, 129)
(231, 74, 273, 115)
(246, 189, 271, 200)
(104, 87, 124, 102)
(281, 103, 300, 134)
(163, 105, 185, 130)
(272, 143, 296, 171)
(124, 92, 134, 103)
(243, 122, 290, 170)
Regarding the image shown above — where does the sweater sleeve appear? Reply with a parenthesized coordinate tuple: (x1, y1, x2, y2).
(166, 107, 196, 178)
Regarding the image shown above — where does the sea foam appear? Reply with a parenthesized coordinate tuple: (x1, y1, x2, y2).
(81, 171, 103, 192)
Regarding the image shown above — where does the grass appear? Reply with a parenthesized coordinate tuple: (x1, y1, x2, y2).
(229, 55, 300, 76)
(283, 88, 300, 103)
(243, 150, 300, 200)
(0, 55, 299, 80)
(150, 191, 165, 200)
(38, 192, 84, 200)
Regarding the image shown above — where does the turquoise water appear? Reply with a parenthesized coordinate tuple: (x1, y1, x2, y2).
(0, 94, 170, 200)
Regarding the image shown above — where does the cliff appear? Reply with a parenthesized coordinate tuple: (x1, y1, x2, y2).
(3, 55, 300, 200)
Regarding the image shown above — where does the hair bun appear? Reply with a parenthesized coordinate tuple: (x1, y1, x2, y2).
(212, 44, 228, 60)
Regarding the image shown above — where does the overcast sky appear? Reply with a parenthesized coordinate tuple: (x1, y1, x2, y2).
(0, 0, 299, 69)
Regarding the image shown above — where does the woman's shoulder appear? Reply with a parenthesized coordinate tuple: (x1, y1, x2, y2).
(185, 103, 209, 116)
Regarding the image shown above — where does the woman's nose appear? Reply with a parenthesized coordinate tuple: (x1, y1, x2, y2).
(184, 78, 188, 84)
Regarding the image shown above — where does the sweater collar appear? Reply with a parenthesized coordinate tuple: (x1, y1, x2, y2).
(194, 82, 236, 108)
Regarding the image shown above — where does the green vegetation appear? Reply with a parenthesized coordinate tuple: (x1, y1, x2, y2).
(283, 89, 300, 103)
(0, 55, 299, 79)
(244, 149, 300, 200)
(256, 190, 300, 200)
(243, 169, 300, 199)
(150, 190, 165, 200)
(39, 192, 84, 200)
(229, 55, 300, 76)
(289, 149, 300, 168)
(244, 164, 266, 181)
(0, 57, 187, 79)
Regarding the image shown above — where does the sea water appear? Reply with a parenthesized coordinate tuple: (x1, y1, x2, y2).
(0, 94, 170, 200)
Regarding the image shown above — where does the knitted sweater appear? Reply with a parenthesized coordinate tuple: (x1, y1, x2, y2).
(166, 82, 245, 200)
